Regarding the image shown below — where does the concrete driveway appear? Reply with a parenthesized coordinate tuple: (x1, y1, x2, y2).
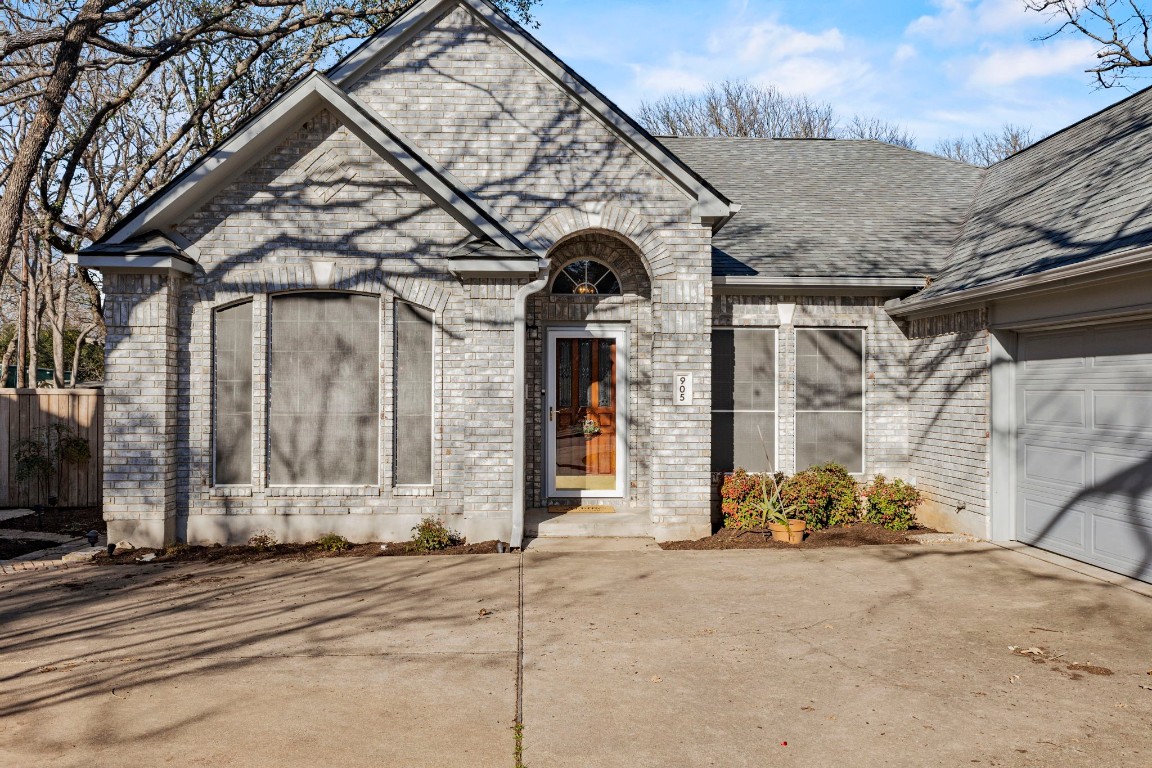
(2, 543, 1151, 767)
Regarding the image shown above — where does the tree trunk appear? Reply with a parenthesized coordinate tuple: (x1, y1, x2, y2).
(0, 334, 15, 389)
(0, 0, 105, 285)
(15, 256, 28, 388)
(68, 322, 95, 387)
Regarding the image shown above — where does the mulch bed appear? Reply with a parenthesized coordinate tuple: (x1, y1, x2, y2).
(0, 538, 66, 560)
(92, 539, 501, 566)
(2, 506, 105, 537)
(659, 523, 928, 550)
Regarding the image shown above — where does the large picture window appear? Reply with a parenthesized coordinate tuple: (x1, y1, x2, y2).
(214, 301, 253, 484)
(711, 328, 776, 473)
(269, 293, 379, 485)
(795, 328, 864, 473)
(394, 302, 434, 485)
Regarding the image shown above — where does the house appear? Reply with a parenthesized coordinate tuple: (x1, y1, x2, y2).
(79, 0, 1152, 584)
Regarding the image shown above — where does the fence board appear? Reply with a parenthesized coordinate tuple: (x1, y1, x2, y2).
(0, 389, 103, 508)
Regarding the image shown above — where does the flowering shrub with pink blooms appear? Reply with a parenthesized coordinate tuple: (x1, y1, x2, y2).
(779, 463, 860, 530)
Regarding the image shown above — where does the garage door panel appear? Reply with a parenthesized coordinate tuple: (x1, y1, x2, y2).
(1092, 514, 1152, 580)
(1022, 390, 1085, 428)
(1018, 329, 1087, 368)
(1094, 392, 1152, 431)
(1016, 321, 1152, 583)
(1019, 494, 1085, 548)
(1090, 321, 1152, 365)
(1022, 444, 1085, 488)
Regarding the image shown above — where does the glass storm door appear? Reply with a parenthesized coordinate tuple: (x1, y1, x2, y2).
(546, 328, 626, 498)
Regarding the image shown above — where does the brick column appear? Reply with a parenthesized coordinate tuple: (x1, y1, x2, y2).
(103, 273, 183, 547)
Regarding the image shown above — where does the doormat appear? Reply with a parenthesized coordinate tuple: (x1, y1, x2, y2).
(549, 505, 616, 514)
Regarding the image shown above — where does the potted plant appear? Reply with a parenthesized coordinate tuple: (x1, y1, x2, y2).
(744, 425, 805, 543)
(754, 469, 806, 544)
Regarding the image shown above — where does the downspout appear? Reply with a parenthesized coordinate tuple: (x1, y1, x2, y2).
(510, 260, 551, 549)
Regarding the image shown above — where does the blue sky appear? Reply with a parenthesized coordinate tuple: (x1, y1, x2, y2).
(530, 0, 1145, 147)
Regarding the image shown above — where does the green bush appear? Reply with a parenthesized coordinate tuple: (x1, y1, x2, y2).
(780, 463, 860, 530)
(315, 533, 351, 552)
(410, 517, 463, 552)
(862, 475, 922, 531)
(720, 468, 789, 530)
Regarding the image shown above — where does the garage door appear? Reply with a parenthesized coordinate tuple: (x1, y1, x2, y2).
(1015, 321, 1152, 582)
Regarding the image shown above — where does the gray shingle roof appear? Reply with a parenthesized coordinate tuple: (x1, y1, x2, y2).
(660, 137, 984, 279)
(914, 86, 1152, 301)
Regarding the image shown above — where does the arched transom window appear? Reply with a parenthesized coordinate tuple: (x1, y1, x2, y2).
(551, 260, 622, 295)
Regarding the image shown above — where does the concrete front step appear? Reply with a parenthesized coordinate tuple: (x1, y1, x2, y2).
(525, 509, 652, 538)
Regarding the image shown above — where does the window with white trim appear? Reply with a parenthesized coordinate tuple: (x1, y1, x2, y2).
(711, 328, 776, 472)
(268, 292, 379, 485)
(213, 301, 252, 485)
(795, 328, 864, 473)
(394, 301, 434, 485)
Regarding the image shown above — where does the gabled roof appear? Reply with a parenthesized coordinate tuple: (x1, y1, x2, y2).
(892, 85, 1152, 313)
(88, 73, 535, 259)
(327, 0, 733, 225)
(661, 137, 984, 280)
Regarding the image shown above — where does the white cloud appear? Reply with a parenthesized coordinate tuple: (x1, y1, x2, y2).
(908, 0, 1039, 45)
(893, 44, 918, 63)
(965, 39, 1097, 87)
(626, 13, 868, 102)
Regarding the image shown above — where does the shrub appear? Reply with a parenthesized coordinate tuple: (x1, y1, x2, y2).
(780, 463, 860, 530)
(861, 475, 922, 531)
(720, 468, 788, 530)
(410, 517, 463, 552)
(315, 533, 351, 552)
(247, 530, 279, 551)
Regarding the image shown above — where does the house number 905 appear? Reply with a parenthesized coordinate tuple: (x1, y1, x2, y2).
(674, 373, 693, 406)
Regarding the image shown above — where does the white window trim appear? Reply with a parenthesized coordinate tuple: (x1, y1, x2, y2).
(266, 290, 383, 488)
(211, 298, 255, 488)
(794, 327, 867, 475)
(392, 298, 436, 489)
(710, 325, 780, 474)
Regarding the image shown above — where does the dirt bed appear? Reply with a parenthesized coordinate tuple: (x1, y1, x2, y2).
(2, 506, 105, 537)
(659, 523, 926, 550)
(0, 538, 67, 559)
(93, 539, 501, 565)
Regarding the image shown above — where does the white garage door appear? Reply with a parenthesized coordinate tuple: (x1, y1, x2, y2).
(1015, 321, 1152, 582)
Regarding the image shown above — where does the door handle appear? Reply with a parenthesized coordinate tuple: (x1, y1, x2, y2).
(549, 407, 554, 422)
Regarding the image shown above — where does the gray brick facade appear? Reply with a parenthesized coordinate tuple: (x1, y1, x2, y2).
(96, 0, 998, 548)
(906, 309, 991, 537)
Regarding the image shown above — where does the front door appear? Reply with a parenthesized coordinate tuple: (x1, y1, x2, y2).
(545, 327, 626, 498)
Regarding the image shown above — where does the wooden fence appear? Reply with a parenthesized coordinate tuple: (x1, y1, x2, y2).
(0, 389, 103, 508)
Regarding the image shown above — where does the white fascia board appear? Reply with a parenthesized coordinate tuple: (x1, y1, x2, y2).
(715, 276, 925, 296)
(886, 243, 1152, 317)
(74, 253, 195, 275)
(330, 0, 733, 222)
(105, 73, 534, 258)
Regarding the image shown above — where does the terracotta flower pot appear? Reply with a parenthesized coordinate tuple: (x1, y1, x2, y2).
(768, 519, 806, 544)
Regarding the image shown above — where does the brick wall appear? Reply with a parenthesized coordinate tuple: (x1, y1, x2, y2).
(102, 2, 714, 545)
(906, 308, 991, 537)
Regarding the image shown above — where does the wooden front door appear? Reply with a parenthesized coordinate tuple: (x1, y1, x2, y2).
(546, 329, 625, 496)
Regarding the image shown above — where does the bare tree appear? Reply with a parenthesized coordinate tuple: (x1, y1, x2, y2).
(1026, 1, 1152, 86)
(933, 124, 1040, 166)
(638, 80, 837, 139)
(840, 115, 917, 149)
(638, 79, 916, 148)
